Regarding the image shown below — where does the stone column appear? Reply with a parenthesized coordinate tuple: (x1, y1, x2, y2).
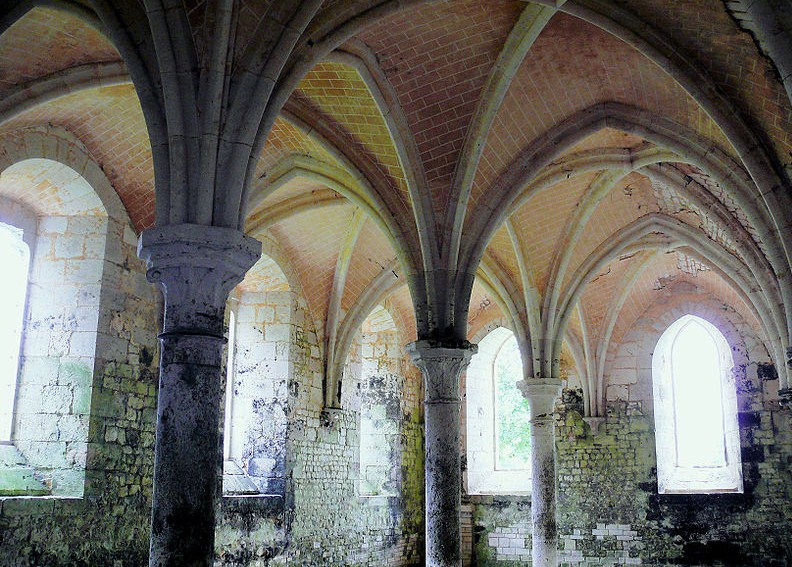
(407, 340, 476, 567)
(519, 379, 562, 567)
(138, 224, 260, 567)
(780, 346, 792, 406)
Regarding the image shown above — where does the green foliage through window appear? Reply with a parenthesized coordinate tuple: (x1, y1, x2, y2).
(494, 336, 531, 470)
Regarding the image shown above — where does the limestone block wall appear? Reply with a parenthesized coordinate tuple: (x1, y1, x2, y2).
(0, 218, 160, 566)
(215, 295, 425, 566)
(224, 290, 292, 495)
(276, 307, 424, 566)
(359, 326, 404, 496)
(14, 214, 108, 496)
(464, 294, 792, 566)
(3, 224, 426, 566)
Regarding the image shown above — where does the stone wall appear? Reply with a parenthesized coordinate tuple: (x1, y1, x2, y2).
(223, 289, 292, 496)
(6, 217, 791, 567)
(0, 217, 160, 567)
(464, 294, 792, 566)
(2, 228, 427, 566)
(215, 295, 425, 566)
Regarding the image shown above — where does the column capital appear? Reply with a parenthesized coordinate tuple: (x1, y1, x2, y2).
(407, 339, 477, 404)
(518, 378, 562, 416)
(138, 223, 261, 337)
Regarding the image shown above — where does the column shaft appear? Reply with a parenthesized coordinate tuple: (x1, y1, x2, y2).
(139, 224, 260, 567)
(521, 379, 562, 567)
(425, 399, 461, 566)
(149, 334, 224, 565)
(780, 346, 792, 403)
(408, 340, 476, 567)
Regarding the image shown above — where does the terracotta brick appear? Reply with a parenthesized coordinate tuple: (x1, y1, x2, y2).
(0, 7, 120, 94)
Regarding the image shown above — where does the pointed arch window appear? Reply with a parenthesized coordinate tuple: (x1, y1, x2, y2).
(652, 315, 742, 494)
(466, 327, 531, 495)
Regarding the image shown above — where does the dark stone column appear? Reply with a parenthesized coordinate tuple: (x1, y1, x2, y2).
(407, 340, 476, 567)
(138, 224, 260, 567)
(780, 346, 792, 406)
(519, 379, 562, 567)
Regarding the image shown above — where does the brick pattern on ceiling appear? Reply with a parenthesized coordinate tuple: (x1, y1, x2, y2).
(255, 116, 342, 186)
(296, 62, 409, 206)
(624, 0, 792, 172)
(565, 305, 584, 346)
(237, 251, 290, 293)
(578, 251, 640, 338)
(507, 170, 598, 296)
(608, 252, 758, 351)
(0, 1, 779, 357)
(470, 13, 731, 215)
(340, 218, 398, 313)
(484, 224, 521, 290)
(288, 90, 413, 215)
(565, 129, 650, 156)
(268, 202, 357, 327)
(0, 7, 120, 95)
(673, 162, 761, 255)
(562, 172, 660, 292)
(467, 279, 500, 339)
(358, 0, 524, 220)
(384, 285, 417, 346)
(1, 85, 154, 231)
(256, 177, 332, 217)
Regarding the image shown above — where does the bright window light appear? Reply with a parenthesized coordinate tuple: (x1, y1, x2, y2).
(671, 319, 726, 468)
(223, 309, 236, 462)
(494, 335, 531, 471)
(0, 222, 29, 442)
(466, 327, 531, 494)
(653, 314, 742, 493)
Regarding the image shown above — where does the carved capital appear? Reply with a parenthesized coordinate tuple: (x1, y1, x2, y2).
(518, 378, 562, 418)
(138, 224, 261, 336)
(407, 339, 477, 403)
(583, 416, 606, 435)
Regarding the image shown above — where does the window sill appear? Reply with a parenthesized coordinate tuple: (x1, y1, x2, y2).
(358, 493, 398, 506)
(0, 444, 51, 497)
(465, 494, 532, 504)
(220, 493, 285, 521)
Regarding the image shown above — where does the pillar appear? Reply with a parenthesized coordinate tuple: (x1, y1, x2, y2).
(780, 346, 792, 406)
(407, 340, 476, 567)
(519, 378, 562, 567)
(138, 224, 260, 567)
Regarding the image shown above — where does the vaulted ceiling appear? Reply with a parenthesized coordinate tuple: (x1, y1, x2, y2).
(1, 0, 790, 414)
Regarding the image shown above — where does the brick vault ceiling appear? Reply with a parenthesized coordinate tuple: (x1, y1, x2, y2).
(0, 0, 789, 359)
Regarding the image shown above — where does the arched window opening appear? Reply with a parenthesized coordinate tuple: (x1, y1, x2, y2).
(652, 315, 742, 494)
(358, 305, 401, 497)
(222, 254, 291, 497)
(223, 309, 237, 464)
(0, 158, 110, 498)
(0, 222, 29, 442)
(494, 335, 531, 471)
(466, 327, 531, 495)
